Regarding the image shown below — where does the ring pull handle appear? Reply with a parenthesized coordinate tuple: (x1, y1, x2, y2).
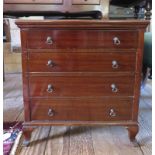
(47, 84, 54, 93)
(46, 36, 53, 45)
(47, 60, 54, 67)
(113, 37, 121, 45)
(48, 108, 55, 117)
(112, 60, 119, 69)
(111, 84, 118, 93)
(109, 109, 116, 117)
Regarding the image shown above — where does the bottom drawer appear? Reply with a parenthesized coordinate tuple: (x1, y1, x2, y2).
(30, 98, 133, 121)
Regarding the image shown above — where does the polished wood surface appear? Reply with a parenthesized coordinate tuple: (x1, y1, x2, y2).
(4, 0, 110, 19)
(15, 20, 149, 29)
(28, 52, 136, 72)
(27, 30, 138, 49)
(3, 74, 152, 154)
(72, 0, 100, 5)
(29, 75, 134, 97)
(31, 98, 133, 121)
(16, 19, 149, 145)
(4, 0, 63, 4)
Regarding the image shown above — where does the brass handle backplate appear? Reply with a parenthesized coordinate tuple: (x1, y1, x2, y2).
(48, 108, 55, 117)
(111, 84, 118, 93)
(109, 109, 116, 117)
(46, 36, 53, 45)
(113, 37, 121, 45)
(112, 60, 119, 69)
(47, 60, 54, 67)
(47, 84, 54, 93)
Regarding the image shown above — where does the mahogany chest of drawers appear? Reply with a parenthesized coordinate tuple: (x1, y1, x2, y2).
(16, 20, 149, 146)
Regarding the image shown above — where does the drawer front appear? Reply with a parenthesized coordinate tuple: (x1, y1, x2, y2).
(29, 76, 134, 97)
(72, 0, 100, 5)
(4, 0, 63, 4)
(27, 30, 138, 49)
(31, 98, 133, 121)
(28, 52, 136, 72)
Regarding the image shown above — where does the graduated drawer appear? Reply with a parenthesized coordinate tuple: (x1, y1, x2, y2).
(4, 0, 63, 4)
(72, 0, 100, 5)
(28, 52, 136, 72)
(26, 30, 138, 49)
(30, 98, 133, 121)
(29, 75, 134, 97)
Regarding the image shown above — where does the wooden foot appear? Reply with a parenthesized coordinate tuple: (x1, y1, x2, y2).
(126, 125, 139, 146)
(22, 140, 30, 147)
(22, 127, 34, 147)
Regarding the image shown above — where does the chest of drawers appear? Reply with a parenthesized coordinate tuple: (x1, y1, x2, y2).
(16, 20, 149, 146)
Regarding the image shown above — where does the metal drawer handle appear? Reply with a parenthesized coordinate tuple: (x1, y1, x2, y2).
(46, 36, 53, 45)
(112, 60, 119, 69)
(47, 84, 54, 93)
(111, 84, 118, 93)
(109, 109, 116, 117)
(48, 108, 55, 117)
(47, 60, 54, 67)
(113, 37, 121, 45)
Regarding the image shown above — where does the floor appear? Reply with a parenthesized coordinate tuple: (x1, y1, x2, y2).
(3, 73, 152, 155)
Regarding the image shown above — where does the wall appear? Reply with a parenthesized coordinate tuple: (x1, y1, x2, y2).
(4, 42, 22, 73)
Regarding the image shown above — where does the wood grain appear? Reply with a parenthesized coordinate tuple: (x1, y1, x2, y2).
(4, 0, 110, 19)
(15, 20, 149, 144)
(72, 0, 100, 5)
(44, 126, 69, 155)
(20, 127, 50, 155)
(29, 75, 134, 97)
(16, 20, 149, 29)
(30, 98, 133, 121)
(4, 0, 63, 4)
(28, 52, 136, 72)
(3, 74, 152, 155)
(69, 126, 94, 155)
(26, 30, 138, 49)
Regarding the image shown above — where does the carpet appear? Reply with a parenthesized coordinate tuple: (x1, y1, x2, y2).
(3, 122, 23, 155)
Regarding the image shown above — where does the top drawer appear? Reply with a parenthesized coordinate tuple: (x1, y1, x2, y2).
(4, 0, 63, 4)
(72, 0, 100, 5)
(26, 30, 138, 49)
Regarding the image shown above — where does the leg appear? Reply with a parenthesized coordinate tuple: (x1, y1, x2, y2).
(22, 127, 34, 147)
(126, 125, 139, 146)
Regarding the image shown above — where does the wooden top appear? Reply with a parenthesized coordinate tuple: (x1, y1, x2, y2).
(4, 0, 110, 18)
(16, 19, 149, 29)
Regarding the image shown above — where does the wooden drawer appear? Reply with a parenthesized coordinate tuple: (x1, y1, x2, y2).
(31, 98, 133, 121)
(72, 0, 100, 5)
(28, 52, 136, 72)
(29, 75, 134, 97)
(4, 0, 63, 4)
(27, 30, 138, 49)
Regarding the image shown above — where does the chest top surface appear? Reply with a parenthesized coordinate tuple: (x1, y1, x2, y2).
(16, 19, 149, 29)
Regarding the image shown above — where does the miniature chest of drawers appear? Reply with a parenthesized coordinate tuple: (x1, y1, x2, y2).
(16, 20, 149, 146)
